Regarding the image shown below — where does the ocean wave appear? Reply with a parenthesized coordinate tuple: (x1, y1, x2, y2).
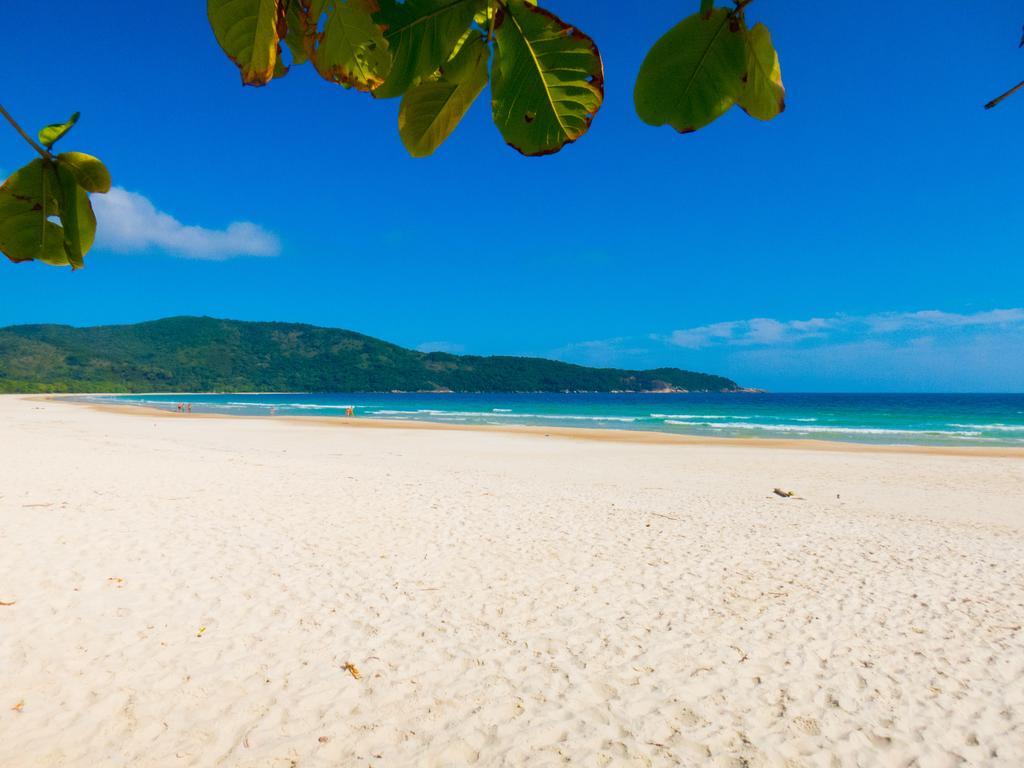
(664, 420, 983, 437)
(223, 401, 356, 410)
(281, 404, 355, 410)
(948, 423, 1024, 432)
(650, 413, 751, 420)
(366, 409, 637, 422)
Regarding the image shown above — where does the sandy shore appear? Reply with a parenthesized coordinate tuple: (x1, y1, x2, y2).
(2, 396, 1023, 766)
(69, 397, 1024, 459)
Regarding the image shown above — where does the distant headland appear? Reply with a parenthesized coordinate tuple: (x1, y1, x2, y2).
(0, 316, 744, 394)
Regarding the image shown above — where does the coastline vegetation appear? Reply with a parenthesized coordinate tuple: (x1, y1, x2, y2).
(0, 316, 740, 394)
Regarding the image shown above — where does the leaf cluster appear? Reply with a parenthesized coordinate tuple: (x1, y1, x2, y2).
(208, 0, 784, 157)
(208, 0, 606, 156)
(0, 113, 111, 269)
(635, 2, 785, 133)
(2, 1, 786, 271)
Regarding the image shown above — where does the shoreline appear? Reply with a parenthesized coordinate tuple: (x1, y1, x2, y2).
(43, 394, 1024, 459)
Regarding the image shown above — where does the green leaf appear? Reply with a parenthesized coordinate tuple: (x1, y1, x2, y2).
(474, 0, 534, 26)
(491, 0, 604, 156)
(283, 0, 314, 66)
(55, 164, 96, 270)
(738, 22, 785, 121)
(399, 33, 489, 157)
(38, 112, 80, 150)
(634, 7, 746, 133)
(312, 0, 392, 91)
(208, 0, 287, 86)
(373, 0, 484, 99)
(0, 160, 70, 266)
(56, 152, 112, 194)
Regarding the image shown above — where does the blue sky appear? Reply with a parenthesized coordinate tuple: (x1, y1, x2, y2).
(1, 1, 1022, 391)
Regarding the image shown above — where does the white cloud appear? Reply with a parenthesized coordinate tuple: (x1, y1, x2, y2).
(864, 308, 1024, 333)
(727, 330, 1024, 392)
(668, 317, 833, 348)
(92, 187, 281, 260)
(543, 307, 1024, 391)
(666, 308, 1024, 349)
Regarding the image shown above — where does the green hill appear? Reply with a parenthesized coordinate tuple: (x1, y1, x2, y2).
(0, 316, 740, 394)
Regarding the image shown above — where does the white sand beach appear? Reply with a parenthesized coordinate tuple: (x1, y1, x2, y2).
(1, 395, 1023, 767)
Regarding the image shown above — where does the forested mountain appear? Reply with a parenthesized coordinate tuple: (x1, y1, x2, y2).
(0, 317, 741, 394)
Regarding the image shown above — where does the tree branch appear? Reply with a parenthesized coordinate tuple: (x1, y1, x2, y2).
(0, 102, 52, 160)
(984, 79, 1024, 110)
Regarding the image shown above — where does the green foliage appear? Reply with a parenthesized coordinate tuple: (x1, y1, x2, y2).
(0, 160, 68, 266)
(0, 110, 111, 269)
(2, 3, 788, 276)
(38, 112, 80, 149)
(491, 0, 604, 155)
(634, 8, 746, 133)
(206, 0, 605, 157)
(283, 0, 314, 66)
(0, 317, 741, 394)
(56, 152, 113, 194)
(203, 1, 791, 158)
(312, 0, 392, 91)
(207, 0, 288, 86)
(635, 2, 784, 133)
(204, 0, 796, 157)
(399, 33, 490, 157)
(738, 22, 785, 120)
(374, 0, 485, 99)
(54, 163, 96, 269)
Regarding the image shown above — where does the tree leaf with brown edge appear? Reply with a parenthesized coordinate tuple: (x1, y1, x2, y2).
(208, 0, 288, 86)
(0, 159, 69, 266)
(55, 163, 96, 270)
(634, 7, 746, 133)
(738, 22, 785, 121)
(283, 0, 315, 67)
(373, 0, 484, 99)
(491, 0, 604, 156)
(313, 0, 392, 91)
(399, 33, 489, 157)
(38, 112, 79, 150)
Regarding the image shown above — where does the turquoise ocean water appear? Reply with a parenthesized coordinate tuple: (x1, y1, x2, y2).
(84, 393, 1024, 448)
